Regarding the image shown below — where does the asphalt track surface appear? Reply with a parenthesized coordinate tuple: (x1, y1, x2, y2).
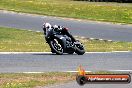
(0, 52, 132, 73)
(0, 11, 132, 41)
(1, 52, 132, 88)
(43, 80, 132, 88)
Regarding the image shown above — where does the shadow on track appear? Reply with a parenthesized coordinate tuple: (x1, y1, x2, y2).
(32, 53, 79, 56)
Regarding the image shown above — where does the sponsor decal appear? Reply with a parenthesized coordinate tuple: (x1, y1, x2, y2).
(76, 66, 131, 85)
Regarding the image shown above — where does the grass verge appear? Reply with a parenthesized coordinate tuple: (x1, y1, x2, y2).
(0, 27, 132, 52)
(0, 71, 124, 88)
(0, 71, 119, 88)
(0, 27, 50, 52)
(0, 0, 132, 24)
(0, 72, 75, 88)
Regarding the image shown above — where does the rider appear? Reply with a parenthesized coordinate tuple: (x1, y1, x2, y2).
(43, 23, 76, 42)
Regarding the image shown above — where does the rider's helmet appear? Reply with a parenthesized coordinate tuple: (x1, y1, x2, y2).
(43, 23, 51, 29)
(43, 23, 52, 34)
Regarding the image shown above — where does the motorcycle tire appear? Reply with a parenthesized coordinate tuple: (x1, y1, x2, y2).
(75, 42, 85, 55)
(50, 38, 64, 55)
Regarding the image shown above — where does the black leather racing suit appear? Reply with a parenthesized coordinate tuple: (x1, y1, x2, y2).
(53, 26, 76, 43)
(43, 26, 76, 43)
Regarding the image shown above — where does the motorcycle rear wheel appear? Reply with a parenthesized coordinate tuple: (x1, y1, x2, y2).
(75, 42, 85, 55)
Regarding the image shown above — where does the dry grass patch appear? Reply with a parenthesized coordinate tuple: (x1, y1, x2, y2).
(0, 72, 75, 88)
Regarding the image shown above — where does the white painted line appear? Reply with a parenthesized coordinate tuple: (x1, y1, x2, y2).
(108, 40, 113, 42)
(109, 70, 132, 72)
(87, 51, 130, 54)
(64, 70, 132, 73)
(90, 38, 95, 40)
(81, 36, 85, 39)
(0, 52, 111, 54)
(28, 30, 32, 31)
(8, 70, 132, 74)
(64, 71, 92, 73)
(0, 51, 131, 54)
(112, 51, 131, 53)
(0, 52, 52, 54)
(36, 31, 41, 32)
(22, 72, 45, 73)
(85, 52, 112, 54)
(99, 39, 103, 41)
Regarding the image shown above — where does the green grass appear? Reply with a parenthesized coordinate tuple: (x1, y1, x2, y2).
(0, 72, 75, 88)
(0, 27, 132, 52)
(0, 27, 50, 52)
(0, 71, 119, 88)
(0, 0, 132, 24)
(79, 37, 132, 52)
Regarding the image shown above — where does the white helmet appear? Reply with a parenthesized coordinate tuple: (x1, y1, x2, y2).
(43, 23, 51, 29)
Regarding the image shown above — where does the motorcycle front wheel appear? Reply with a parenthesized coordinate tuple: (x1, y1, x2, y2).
(50, 38, 64, 55)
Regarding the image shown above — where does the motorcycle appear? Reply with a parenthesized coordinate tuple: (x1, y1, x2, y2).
(44, 27, 85, 55)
